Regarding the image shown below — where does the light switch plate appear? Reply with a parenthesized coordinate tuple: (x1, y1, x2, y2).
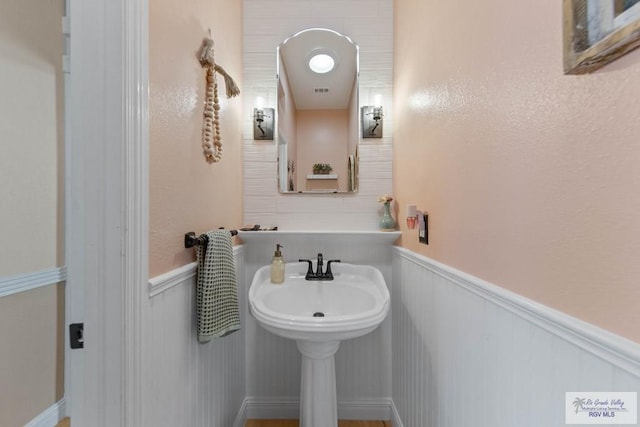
(419, 213, 428, 244)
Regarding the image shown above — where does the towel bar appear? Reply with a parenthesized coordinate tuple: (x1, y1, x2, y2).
(184, 229, 238, 248)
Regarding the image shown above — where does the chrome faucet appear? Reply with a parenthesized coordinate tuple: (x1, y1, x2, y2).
(299, 253, 341, 280)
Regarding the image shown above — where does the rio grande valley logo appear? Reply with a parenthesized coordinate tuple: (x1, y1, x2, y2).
(566, 392, 637, 425)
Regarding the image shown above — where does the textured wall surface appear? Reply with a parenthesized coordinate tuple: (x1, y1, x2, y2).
(149, 0, 243, 277)
(243, 0, 393, 230)
(394, 0, 640, 342)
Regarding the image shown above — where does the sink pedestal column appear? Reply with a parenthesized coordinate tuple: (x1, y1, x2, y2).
(296, 340, 340, 427)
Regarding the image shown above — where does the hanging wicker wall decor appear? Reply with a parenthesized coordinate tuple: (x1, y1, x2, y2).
(197, 31, 240, 163)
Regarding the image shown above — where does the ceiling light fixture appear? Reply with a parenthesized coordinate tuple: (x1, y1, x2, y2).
(308, 53, 335, 74)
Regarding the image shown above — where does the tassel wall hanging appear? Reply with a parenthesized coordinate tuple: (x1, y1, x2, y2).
(197, 31, 240, 163)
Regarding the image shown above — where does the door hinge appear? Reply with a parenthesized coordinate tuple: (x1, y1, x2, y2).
(69, 323, 84, 349)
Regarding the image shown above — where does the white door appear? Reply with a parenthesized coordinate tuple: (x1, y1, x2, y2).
(65, 1, 148, 426)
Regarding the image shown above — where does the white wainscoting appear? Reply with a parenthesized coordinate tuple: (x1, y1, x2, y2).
(143, 246, 246, 427)
(141, 240, 640, 427)
(391, 246, 640, 427)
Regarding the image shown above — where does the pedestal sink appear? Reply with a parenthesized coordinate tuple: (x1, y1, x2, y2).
(248, 262, 390, 427)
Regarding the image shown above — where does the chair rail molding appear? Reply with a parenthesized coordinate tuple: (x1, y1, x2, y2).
(392, 246, 640, 377)
(0, 267, 67, 298)
(148, 246, 245, 297)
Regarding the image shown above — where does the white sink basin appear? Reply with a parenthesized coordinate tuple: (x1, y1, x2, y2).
(249, 262, 390, 342)
(249, 261, 390, 427)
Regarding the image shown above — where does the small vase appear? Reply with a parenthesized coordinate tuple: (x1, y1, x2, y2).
(379, 201, 396, 231)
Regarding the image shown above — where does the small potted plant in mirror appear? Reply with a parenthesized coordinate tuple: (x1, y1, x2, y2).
(312, 163, 333, 175)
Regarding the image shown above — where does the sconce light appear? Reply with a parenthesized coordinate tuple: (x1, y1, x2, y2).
(406, 204, 418, 229)
(361, 105, 383, 138)
(253, 107, 274, 140)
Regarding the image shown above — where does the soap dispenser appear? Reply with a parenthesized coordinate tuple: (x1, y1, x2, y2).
(270, 244, 285, 284)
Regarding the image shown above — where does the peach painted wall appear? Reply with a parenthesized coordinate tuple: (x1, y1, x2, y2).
(0, 285, 65, 427)
(150, 0, 243, 277)
(296, 109, 348, 191)
(394, 1, 640, 342)
(277, 58, 298, 190)
(0, 1, 65, 425)
(278, 57, 297, 148)
(347, 77, 358, 159)
(0, 0, 64, 276)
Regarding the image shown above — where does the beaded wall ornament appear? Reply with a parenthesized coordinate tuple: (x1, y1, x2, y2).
(197, 31, 240, 163)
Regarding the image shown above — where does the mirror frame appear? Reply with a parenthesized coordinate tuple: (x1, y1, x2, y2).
(276, 28, 360, 194)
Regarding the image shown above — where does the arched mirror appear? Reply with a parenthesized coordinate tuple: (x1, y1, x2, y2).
(276, 28, 359, 193)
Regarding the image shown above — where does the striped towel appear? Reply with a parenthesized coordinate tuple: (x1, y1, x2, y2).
(195, 230, 240, 342)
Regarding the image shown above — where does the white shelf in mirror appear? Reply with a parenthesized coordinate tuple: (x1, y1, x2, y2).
(306, 174, 338, 180)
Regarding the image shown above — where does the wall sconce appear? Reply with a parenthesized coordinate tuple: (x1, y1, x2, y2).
(253, 107, 274, 140)
(406, 205, 418, 229)
(361, 105, 383, 138)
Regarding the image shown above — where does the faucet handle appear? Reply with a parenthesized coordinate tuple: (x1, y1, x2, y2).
(325, 260, 341, 279)
(298, 259, 314, 278)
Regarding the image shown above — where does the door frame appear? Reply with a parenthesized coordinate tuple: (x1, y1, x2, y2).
(65, 0, 148, 425)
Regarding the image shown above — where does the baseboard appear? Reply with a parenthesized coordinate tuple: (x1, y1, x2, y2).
(337, 398, 393, 420)
(389, 400, 404, 427)
(232, 397, 250, 427)
(235, 396, 397, 423)
(243, 396, 299, 420)
(24, 399, 66, 427)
